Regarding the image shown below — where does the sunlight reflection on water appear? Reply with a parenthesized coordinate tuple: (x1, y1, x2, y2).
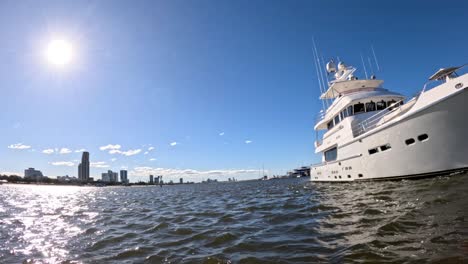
(1, 185, 88, 263)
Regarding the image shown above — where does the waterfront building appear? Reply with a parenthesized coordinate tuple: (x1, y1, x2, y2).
(179, 178, 183, 184)
(78, 152, 90, 182)
(149, 175, 154, 184)
(154, 176, 160, 185)
(102, 170, 118, 183)
(120, 170, 128, 184)
(24, 168, 44, 180)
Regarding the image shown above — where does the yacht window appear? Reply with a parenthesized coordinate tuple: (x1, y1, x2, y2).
(368, 148, 379, 155)
(327, 120, 334, 130)
(376, 100, 386, 110)
(354, 102, 365, 114)
(341, 109, 348, 119)
(347, 105, 354, 116)
(334, 115, 340, 125)
(380, 144, 392, 151)
(366, 101, 376, 112)
(324, 147, 337, 162)
(405, 138, 415, 145)
(387, 100, 397, 110)
(418, 134, 429, 141)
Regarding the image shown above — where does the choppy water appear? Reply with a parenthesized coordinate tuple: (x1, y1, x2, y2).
(1, 175, 467, 264)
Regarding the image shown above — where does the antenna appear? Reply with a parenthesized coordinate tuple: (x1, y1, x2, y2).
(312, 38, 327, 110)
(360, 53, 368, 79)
(367, 56, 374, 75)
(371, 45, 381, 71)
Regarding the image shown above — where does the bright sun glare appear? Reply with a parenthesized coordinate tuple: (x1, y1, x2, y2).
(46, 39, 73, 66)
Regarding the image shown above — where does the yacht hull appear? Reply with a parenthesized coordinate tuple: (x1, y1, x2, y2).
(311, 87, 468, 182)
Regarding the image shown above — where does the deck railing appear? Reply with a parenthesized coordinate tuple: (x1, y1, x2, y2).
(351, 99, 405, 137)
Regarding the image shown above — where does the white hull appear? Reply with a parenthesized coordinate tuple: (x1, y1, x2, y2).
(311, 78, 468, 182)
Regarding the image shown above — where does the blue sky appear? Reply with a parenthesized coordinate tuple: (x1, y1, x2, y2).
(1, 0, 467, 182)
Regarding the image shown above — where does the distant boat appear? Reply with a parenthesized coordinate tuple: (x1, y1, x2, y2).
(311, 60, 468, 181)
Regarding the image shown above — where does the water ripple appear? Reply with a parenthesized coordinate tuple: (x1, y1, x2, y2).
(1, 175, 467, 263)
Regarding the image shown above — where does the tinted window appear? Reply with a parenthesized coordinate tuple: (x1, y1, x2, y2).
(405, 138, 415, 145)
(366, 101, 376, 112)
(324, 147, 337, 162)
(334, 115, 340, 125)
(388, 100, 397, 110)
(347, 105, 354, 116)
(376, 100, 386, 110)
(327, 120, 334, 130)
(342, 109, 348, 119)
(418, 134, 429, 141)
(354, 102, 365, 114)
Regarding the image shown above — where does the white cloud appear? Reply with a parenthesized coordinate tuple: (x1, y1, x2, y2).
(130, 167, 260, 178)
(59, 148, 72, 154)
(219, 132, 225, 136)
(50, 161, 75, 167)
(108, 149, 142, 156)
(170, 142, 177, 146)
(110, 158, 117, 162)
(1, 171, 21, 176)
(75, 149, 86, 153)
(149, 158, 156, 161)
(148, 146, 155, 151)
(91, 161, 110, 168)
(121, 149, 141, 156)
(8, 143, 31, 150)
(42, 148, 54, 154)
(99, 144, 121, 151)
(144, 151, 149, 155)
(245, 140, 252, 144)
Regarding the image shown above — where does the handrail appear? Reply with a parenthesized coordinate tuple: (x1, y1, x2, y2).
(351, 99, 405, 137)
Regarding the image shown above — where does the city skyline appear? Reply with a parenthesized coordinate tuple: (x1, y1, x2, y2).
(1, 0, 467, 182)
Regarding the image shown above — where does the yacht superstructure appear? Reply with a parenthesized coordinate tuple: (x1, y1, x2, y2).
(311, 61, 468, 181)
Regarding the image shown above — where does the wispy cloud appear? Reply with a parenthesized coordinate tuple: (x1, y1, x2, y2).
(8, 143, 31, 150)
(99, 144, 121, 151)
(245, 140, 252, 144)
(170, 142, 178, 147)
(59, 148, 72, 154)
(148, 146, 155, 151)
(91, 161, 110, 168)
(50, 161, 75, 167)
(219, 132, 225, 136)
(144, 151, 149, 155)
(110, 158, 117, 162)
(75, 149, 86, 153)
(108, 149, 142, 156)
(42, 148, 55, 154)
(149, 158, 156, 161)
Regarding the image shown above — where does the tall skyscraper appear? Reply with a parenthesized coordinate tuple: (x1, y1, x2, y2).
(78, 151, 90, 182)
(120, 170, 128, 184)
(149, 175, 154, 184)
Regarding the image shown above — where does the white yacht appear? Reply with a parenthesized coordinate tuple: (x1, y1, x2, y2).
(311, 61, 467, 181)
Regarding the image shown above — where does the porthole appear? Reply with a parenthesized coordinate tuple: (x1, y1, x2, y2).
(358, 174, 363, 178)
(418, 134, 429, 142)
(380, 144, 391, 151)
(339, 175, 342, 179)
(405, 138, 415, 145)
(368, 148, 379, 155)
(334, 176, 337, 179)
(347, 175, 351, 178)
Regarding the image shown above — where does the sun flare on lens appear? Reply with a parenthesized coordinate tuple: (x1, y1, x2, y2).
(46, 39, 73, 66)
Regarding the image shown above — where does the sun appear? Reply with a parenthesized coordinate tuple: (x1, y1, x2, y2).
(46, 39, 73, 66)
